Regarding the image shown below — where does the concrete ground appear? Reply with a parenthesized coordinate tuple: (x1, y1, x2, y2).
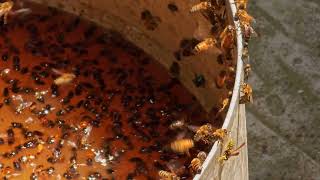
(247, 0, 320, 179)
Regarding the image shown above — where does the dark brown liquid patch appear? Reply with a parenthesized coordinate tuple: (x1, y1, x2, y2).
(0, 3, 222, 180)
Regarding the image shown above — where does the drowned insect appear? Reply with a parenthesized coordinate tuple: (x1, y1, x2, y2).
(218, 140, 246, 163)
(52, 69, 76, 85)
(190, 2, 212, 13)
(220, 25, 236, 51)
(194, 38, 218, 53)
(169, 119, 186, 130)
(240, 83, 253, 104)
(244, 64, 251, 80)
(170, 139, 194, 156)
(158, 170, 180, 180)
(189, 151, 207, 173)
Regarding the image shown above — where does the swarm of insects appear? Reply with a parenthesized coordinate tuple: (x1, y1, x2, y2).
(170, 139, 194, 156)
(218, 140, 245, 163)
(240, 83, 253, 104)
(189, 151, 207, 173)
(158, 170, 180, 180)
(194, 38, 218, 53)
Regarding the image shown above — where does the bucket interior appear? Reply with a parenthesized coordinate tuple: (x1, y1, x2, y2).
(0, 0, 237, 179)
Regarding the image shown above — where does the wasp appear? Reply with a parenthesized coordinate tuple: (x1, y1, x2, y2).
(190, 2, 212, 13)
(189, 151, 207, 173)
(194, 38, 218, 53)
(170, 139, 194, 156)
(240, 83, 253, 104)
(53, 71, 76, 85)
(218, 140, 246, 163)
(244, 64, 251, 80)
(158, 170, 180, 180)
(219, 25, 236, 51)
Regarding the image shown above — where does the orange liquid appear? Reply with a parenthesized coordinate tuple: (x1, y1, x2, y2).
(0, 3, 221, 180)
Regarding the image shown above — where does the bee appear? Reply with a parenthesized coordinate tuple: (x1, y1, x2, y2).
(189, 151, 207, 173)
(218, 140, 246, 163)
(158, 170, 180, 180)
(215, 71, 227, 89)
(54, 73, 76, 85)
(219, 25, 236, 51)
(37, 144, 44, 154)
(194, 124, 215, 144)
(244, 64, 251, 80)
(194, 38, 218, 53)
(242, 23, 258, 40)
(169, 119, 185, 130)
(0, 1, 30, 25)
(217, 98, 230, 115)
(242, 47, 249, 61)
(170, 139, 194, 156)
(235, 0, 248, 9)
(240, 83, 253, 104)
(190, 2, 212, 13)
(19, 155, 36, 163)
(0, 68, 10, 82)
(0, 1, 13, 24)
(53, 70, 76, 85)
(79, 120, 89, 129)
(237, 9, 255, 26)
(1, 166, 13, 176)
(212, 128, 228, 141)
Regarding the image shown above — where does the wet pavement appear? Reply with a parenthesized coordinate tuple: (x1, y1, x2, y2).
(247, 0, 320, 179)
